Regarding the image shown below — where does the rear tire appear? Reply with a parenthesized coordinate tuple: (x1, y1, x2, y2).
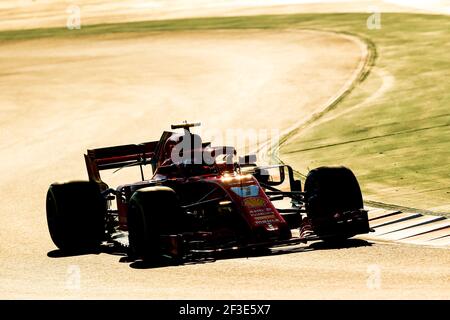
(46, 181, 106, 252)
(304, 166, 367, 240)
(127, 186, 181, 262)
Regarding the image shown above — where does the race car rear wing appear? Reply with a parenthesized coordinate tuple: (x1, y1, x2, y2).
(84, 131, 173, 187)
(85, 141, 157, 187)
(85, 130, 212, 187)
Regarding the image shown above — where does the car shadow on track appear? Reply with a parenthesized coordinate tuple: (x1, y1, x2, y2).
(47, 238, 372, 268)
(47, 248, 102, 258)
(128, 238, 372, 269)
(262, 238, 371, 256)
(308, 238, 372, 250)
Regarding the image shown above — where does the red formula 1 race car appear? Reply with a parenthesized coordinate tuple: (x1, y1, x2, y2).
(46, 122, 370, 263)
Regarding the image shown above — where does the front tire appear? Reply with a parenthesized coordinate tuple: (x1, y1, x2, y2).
(304, 166, 368, 240)
(127, 186, 182, 262)
(46, 181, 106, 252)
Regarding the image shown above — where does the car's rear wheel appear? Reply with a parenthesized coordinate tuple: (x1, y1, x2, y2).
(46, 181, 106, 252)
(127, 186, 182, 262)
(304, 166, 368, 240)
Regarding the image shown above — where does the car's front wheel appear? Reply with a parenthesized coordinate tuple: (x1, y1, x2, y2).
(127, 186, 182, 262)
(304, 166, 369, 241)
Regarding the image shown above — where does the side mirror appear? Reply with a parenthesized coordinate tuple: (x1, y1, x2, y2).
(254, 166, 285, 186)
(292, 179, 302, 192)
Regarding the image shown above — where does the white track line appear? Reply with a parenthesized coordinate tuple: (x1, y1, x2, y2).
(365, 207, 450, 247)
